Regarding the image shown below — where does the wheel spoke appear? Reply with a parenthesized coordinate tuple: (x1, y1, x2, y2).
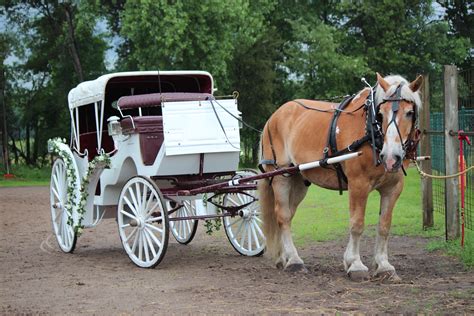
(144, 192, 158, 215)
(143, 230, 150, 262)
(123, 196, 138, 217)
(240, 222, 247, 249)
(145, 202, 160, 217)
(138, 231, 143, 260)
(120, 209, 136, 220)
(185, 219, 192, 235)
(227, 196, 239, 206)
(143, 229, 157, 257)
(128, 187, 140, 216)
(247, 221, 252, 251)
(252, 219, 264, 238)
(145, 227, 162, 248)
(52, 187, 61, 202)
(145, 216, 161, 223)
(141, 184, 148, 212)
(52, 174, 61, 197)
(226, 217, 242, 228)
(146, 223, 163, 234)
(232, 218, 244, 240)
(250, 221, 260, 249)
(131, 230, 140, 253)
(124, 226, 138, 243)
(178, 220, 184, 238)
(135, 183, 142, 211)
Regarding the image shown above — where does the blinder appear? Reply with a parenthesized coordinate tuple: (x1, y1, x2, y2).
(377, 83, 420, 164)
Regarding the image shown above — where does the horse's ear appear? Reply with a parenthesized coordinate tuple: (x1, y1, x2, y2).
(376, 72, 390, 92)
(409, 75, 423, 92)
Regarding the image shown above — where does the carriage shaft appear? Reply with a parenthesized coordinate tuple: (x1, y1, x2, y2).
(179, 151, 362, 196)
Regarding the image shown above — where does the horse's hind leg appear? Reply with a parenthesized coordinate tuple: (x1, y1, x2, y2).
(344, 183, 370, 281)
(273, 174, 308, 272)
(373, 180, 403, 282)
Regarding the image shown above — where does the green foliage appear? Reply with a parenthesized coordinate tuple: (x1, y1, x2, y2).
(120, 0, 274, 91)
(427, 230, 474, 268)
(285, 19, 369, 98)
(3, 1, 107, 166)
(0, 163, 50, 187)
(339, 0, 471, 78)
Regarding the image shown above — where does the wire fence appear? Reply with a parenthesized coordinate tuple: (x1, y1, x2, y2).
(428, 73, 446, 215)
(459, 68, 474, 229)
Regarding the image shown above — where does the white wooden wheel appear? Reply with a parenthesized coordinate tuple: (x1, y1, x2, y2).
(223, 170, 265, 256)
(117, 176, 169, 268)
(50, 158, 77, 253)
(168, 200, 198, 245)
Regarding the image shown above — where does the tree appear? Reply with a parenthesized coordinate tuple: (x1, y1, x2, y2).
(3, 1, 107, 166)
(339, 0, 471, 79)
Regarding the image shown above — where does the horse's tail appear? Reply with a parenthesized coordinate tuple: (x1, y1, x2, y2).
(259, 178, 280, 260)
(258, 128, 281, 260)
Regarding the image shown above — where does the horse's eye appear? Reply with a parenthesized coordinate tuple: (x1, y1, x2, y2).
(406, 110, 415, 118)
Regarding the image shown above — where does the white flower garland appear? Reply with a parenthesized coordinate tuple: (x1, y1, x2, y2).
(48, 138, 110, 236)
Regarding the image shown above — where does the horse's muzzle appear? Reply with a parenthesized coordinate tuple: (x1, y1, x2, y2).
(380, 154, 402, 173)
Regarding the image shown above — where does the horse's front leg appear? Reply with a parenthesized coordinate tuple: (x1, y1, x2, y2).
(344, 182, 370, 281)
(374, 180, 403, 282)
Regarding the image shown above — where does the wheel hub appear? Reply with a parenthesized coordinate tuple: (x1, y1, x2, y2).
(130, 217, 144, 228)
(238, 208, 252, 219)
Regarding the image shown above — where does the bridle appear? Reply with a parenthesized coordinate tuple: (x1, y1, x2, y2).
(371, 82, 421, 173)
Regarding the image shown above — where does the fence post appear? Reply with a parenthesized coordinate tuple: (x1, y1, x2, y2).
(444, 65, 459, 240)
(420, 74, 434, 229)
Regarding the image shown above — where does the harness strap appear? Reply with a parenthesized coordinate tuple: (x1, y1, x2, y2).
(324, 95, 354, 195)
(259, 123, 279, 184)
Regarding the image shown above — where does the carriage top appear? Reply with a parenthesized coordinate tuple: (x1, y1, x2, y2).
(67, 70, 215, 109)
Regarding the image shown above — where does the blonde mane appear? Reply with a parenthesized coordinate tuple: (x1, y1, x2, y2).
(375, 75, 422, 109)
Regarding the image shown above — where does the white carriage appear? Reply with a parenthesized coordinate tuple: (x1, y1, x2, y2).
(48, 71, 264, 268)
(48, 70, 360, 268)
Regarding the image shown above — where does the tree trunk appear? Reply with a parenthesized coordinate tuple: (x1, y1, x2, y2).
(25, 122, 31, 165)
(1, 67, 11, 173)
(33, 119, 39, 166)
(9, 135, 19, 164)
(64, 4, 84, 82)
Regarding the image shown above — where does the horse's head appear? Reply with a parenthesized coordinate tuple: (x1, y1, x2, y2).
(375, 73, 423, 173)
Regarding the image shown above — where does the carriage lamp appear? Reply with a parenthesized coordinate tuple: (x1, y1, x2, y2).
(107, 116, 122, 136)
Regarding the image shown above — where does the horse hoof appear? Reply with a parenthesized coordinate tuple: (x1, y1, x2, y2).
(373, 270, 402, 283)
(347, 270, 370, 282)
(276, 261, 285, 270)
(284, 263, 308, 274)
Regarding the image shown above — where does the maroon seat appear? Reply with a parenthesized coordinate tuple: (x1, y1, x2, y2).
(79, 131, 115, 160)
(121, 116, 164, 166)
(117, 92, 214, 110)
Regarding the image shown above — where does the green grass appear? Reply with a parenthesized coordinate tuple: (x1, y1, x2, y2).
(292, 168, 443, 244)
(291, 167, 473, 268)
(0, 164, 51, 187)
(427, 230, 474, 267)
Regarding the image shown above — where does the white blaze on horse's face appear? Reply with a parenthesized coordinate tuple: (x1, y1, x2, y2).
(375, 73, 423, 173)
(378, 101, 415, 172)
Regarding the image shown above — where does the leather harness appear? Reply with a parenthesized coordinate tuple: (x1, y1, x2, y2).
(259, 84, 420, 193)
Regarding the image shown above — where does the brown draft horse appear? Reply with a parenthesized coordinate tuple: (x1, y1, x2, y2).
(259, 73, 423, 281)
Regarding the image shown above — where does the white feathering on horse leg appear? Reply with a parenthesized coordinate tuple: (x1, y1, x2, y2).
(374, 233, 395, 273)
(344, 233, 368, 273)
(281, 228, 305, 267)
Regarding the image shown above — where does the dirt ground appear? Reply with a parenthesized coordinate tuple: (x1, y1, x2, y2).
(1, 186, 473, 314)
